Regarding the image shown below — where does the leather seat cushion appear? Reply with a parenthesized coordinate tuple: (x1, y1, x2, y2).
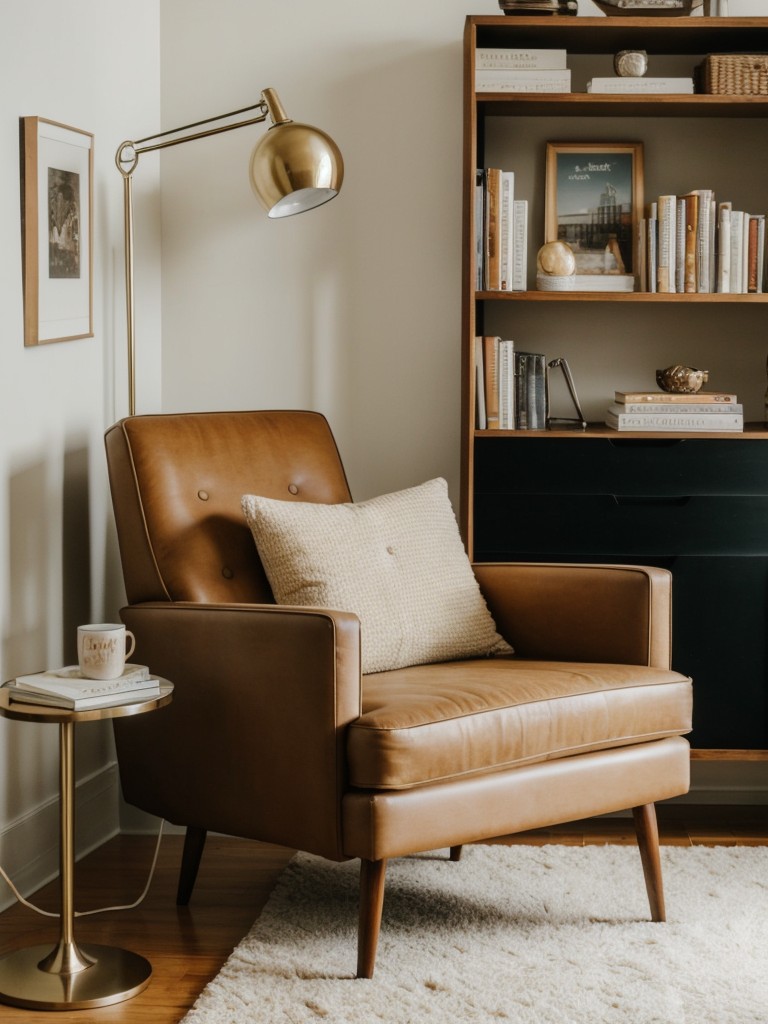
(348, 657, 692, 790)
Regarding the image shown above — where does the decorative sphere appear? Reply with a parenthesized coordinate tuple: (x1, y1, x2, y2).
(537, 241, 576, 277)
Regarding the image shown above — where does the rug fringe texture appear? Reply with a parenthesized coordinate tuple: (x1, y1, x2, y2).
(182, 844, 768, 1023)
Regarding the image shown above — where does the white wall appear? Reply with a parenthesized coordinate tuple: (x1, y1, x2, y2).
(0, 0, 161, 907)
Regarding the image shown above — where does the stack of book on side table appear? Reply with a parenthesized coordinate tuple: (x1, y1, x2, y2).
(6, 664, 161, 710)
(606, 390, 743, 433)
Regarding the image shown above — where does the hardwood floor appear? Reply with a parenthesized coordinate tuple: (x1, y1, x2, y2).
(0, 805, 765, 1023)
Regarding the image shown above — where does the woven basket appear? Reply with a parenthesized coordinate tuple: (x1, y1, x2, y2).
(700, 54, 768, 96)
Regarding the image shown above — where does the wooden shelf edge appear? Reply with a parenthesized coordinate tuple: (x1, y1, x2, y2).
(691, 749, 768, 761)
(474, 424, 768, 439)
(476, 290, 768, 303)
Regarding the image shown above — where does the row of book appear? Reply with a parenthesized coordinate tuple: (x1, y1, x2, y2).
(6, 663, 161, 709)
(606, 390, 743, 433)
(474, 47, 694, 96)
(474, 336, 547, 431)
(640, 191, 765, 295)
(475, 168, 528, 292)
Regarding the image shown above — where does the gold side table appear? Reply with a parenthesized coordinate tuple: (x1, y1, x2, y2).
(0, 680, 173, 1010)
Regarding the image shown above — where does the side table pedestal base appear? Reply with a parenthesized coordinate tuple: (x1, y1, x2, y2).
(0, 944, 152, 1010)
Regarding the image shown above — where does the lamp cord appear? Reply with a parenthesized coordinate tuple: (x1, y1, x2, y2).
(0, 819, 165, 918)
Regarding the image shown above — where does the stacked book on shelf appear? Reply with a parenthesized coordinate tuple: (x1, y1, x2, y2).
(475, 47, 571, 94)
(586, 77, 694, 95)
(6, 664, 161, 710)
(639, 190, 766, 294)
(476, 168, 528, 292)
(606, 390, 743, 433)
(475, 336, 547, 431)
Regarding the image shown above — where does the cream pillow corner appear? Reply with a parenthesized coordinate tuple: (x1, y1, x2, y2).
(241, 477, 512, 675)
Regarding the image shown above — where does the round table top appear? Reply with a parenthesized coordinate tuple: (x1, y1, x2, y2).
(0, 679, 173, 725)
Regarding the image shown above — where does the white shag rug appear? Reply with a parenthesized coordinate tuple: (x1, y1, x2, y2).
(182, 844, 768, 1024)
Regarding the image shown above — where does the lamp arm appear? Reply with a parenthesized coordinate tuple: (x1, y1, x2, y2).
(114, 96, 272, 417)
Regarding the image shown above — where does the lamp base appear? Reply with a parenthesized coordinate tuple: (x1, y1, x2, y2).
(0, 944, 151, 1010)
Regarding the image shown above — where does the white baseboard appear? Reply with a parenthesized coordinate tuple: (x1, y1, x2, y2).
(0, 763, 121, 914)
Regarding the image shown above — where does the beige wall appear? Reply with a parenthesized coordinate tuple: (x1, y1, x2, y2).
(0, 0, 161, 906)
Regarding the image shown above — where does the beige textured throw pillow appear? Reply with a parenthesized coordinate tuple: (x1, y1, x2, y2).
(241, 478, 512, 674)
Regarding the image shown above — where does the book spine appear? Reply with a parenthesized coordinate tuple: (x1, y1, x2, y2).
(758, 215, 766, 293)
(695, 190, 712, 293)
(474, 337, 486, 429)
(484, 168, 501, 291)
(675, 199, 686, 293)
(587, 78, 693, 94)
(747, 214, 764, 293)
(606, 413, 743, 431)
(483, 336, 500, 429)
(682, 193, 698, 293)
(730, 211, 744, 294)
(646, 204, 657, 294)
(498, 339, 515, 430)
(609, 402, 743, 416)
(512, 200, 528, 292)
(499, 171, 515, 291)
(475, 75, 571, 94)
(657, 195, 676, 293)
(475, 48, 567, 71)
(615, 391, 738, 404)
(717, 202, 731, 294)
(474, 170, 484, 291)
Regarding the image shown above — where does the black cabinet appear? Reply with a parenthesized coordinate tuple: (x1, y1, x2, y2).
(473, 437, 768, 750)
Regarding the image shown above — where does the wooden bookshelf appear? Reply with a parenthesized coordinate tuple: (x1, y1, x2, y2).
(462, 15, 768, 758)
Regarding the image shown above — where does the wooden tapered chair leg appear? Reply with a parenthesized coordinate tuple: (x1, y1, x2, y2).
(449, 845, 463, 862)
(176, 825, 207, 906)
(633, 803, 666, 922)
(357, 858, 388, 979)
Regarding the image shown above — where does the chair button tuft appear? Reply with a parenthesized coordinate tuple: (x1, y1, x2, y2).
(222, 566, 234, 579)
(198, 490, 209, 501)
(288, 484, 299, 495)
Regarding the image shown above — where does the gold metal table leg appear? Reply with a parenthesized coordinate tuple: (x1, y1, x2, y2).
(0, 721, 152, 1010)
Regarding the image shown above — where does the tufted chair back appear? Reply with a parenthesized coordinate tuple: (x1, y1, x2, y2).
(105, 410, 352, 606)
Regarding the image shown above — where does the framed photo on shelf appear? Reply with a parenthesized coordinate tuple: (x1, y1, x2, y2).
(545, 142, 643, 278)
(20, 117, 94, 346)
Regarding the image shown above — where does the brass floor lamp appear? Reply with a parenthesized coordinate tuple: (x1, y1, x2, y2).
(115, 88, 343, 416)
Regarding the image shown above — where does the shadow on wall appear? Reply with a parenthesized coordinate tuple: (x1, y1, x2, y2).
(4, 443, 91, 677)
(62, 445, 91, 665)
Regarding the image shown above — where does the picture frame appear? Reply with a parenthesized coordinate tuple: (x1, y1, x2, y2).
(544, 142, 643, 278)
(20, 117, 94, 346)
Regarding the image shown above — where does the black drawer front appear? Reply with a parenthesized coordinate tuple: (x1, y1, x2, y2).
(474, 436, 768, 497)
(474, 493, 768, 557)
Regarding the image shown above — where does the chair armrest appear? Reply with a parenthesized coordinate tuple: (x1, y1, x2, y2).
(473, 562, 672, 669)
(114, 601, 361, 860)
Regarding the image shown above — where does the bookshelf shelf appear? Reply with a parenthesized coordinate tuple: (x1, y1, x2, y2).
(480, 94, 768, 119)
(462, 15, 768, 757)
(476, 291, 768, 303)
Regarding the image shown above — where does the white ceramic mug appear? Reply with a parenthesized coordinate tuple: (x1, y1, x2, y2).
(77, 623, 136, 680)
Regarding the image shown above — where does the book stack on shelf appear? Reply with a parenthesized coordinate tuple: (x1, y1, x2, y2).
(475, 336, 547, 431)
(640, 191, 766, 294)
(6, 664, 161, 710)
(606, 390, 744, 433)
(476, 168, 528, 291)
(587, 77, 694, 95)
(475, 47, 571, 94)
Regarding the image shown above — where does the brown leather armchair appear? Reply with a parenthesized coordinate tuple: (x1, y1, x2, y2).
(105, 410, 692, 978)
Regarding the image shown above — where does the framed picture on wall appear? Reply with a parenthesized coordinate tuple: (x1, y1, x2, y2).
(20, 117, 94, 346)
(544, 142, 643, 277)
